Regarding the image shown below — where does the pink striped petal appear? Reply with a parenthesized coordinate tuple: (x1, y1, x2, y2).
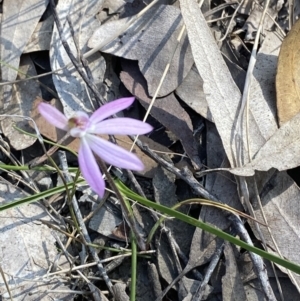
(38, 102, 68, 131)
(89, 97, 135, 124)
(86, 134, 144, 171)
(78, 138, 105, 197)
(88, 118, 153, 135)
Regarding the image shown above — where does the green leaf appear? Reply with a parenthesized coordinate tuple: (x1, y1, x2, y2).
(115, 179, 300, 275)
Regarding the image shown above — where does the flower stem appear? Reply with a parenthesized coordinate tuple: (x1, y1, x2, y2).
(130, 230, 137, 301)
(97, 158, 146, 251)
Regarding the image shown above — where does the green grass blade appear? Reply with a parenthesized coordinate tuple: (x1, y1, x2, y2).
(0, 163, 77, 172)
(0, 179, 85, 211)
(115, 179, 300, 275)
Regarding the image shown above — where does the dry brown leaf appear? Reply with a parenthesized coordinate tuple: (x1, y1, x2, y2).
(222, 242, 247, 301)
(248, 171, 300, 286)
(1, 55, 42, 150)
(155, 165, 194, 288)
(24, 15, 53, 53)
(180, 2, 300, 290)
(120, 59, 201, 169)
(89, 199, 123, 239)
(179, 0, 243, 167)
(229, 111, 300, 177)
(176, 59, 245, 123)
(88, 4, 194, 97)
(175, 65, 213, 122)
(180, 0, 283, 173)
(0, 179, 71, 300)
(116, 135, 173, 178)
(276, 18, 300, 125)
(50, 0, 105, 116)
(0, 0, 48, 110)
(180, 0, 282, 170)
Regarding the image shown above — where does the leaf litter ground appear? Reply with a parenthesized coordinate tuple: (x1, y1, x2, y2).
(1, 0, 300, 300)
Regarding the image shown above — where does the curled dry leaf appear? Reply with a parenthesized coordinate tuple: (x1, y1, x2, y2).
(276, 18, 300, 126)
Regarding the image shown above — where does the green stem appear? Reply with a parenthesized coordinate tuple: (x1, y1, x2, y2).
(130, 231, 137, 301)
(115, 179, 300, 275)
(97, 158, 146, 251)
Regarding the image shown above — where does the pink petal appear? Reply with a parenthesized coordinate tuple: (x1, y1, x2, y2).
(38, 102, 68, 131)
(70, 127, 86, 138)
(88, 118, 153, 135)
(78, 138, 105, 197)
(69, 111, 91, 137)
(72, 111, 90, 121)
(86, 134, 144, 171)
(90, 97, 135, 124)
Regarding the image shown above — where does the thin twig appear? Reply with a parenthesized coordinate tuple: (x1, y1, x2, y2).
(126, 169, 200, 280)
(132, 138, 277, 298)
(58, 151, 114, 296)
(233, 0, 281, 298)
(191, 243, 225, 301)
(29, 132, 72, 168)
(218, 0, 245, 43)
(0, 262, 13, 301)
(229, 215, 277, 301)
(133, 138, 219, 202)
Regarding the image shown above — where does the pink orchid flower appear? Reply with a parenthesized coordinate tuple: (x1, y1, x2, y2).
(38, 97, 153, 197)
